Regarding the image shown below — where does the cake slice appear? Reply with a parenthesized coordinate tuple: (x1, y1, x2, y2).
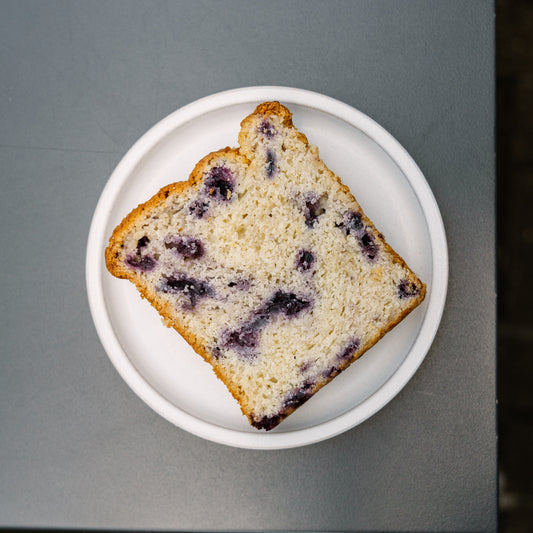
(105, 102, 426, 430)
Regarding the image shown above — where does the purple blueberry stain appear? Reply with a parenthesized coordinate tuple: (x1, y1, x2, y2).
(158, 273, 213, 309)
(319, 338, 361, 380)
(337, 210, 363, 236)
(125, 235, 156, 272)
(303, 192, 327, 228)
(262, 290, 312, 318)
(266, 150, 277, 177)
(337, 210, 379, 261)
(338, 337, 361, 362)
(125, 253, 156, 272)
(296, 249, 315, 272)
(189, 199, 209, 219)
(252, 378, 317, 431)
(251, 414, 281, 431)
(358, 231, 379, 261)
(259, 120, 276, 139)
(398, 279, 421, 299)
(220, 310, 271, 360)
(137, 236, 150, 249)
(282, 379, 315, 411)
(204, 166, 235, 201)
(221, 323, 261, 359)
(165, 235, 204, 259)
(220, 290, 312, 361)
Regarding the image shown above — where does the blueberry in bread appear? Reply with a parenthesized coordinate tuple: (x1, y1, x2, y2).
(105, 102, 426, 430)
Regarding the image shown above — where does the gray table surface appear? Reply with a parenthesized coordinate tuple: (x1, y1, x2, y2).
(0, 1, 496, 531)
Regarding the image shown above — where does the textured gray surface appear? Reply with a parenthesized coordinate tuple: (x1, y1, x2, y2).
(0, 1, 495, 531)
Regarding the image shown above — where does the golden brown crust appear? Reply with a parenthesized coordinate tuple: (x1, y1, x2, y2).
(238, 101, 309, 152)
(246, 101, 294, 127)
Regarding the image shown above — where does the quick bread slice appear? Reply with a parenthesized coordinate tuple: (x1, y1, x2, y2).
(105, 102, 426, 430)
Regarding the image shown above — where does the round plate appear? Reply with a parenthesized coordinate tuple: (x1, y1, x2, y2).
(86, 87, 448, 449)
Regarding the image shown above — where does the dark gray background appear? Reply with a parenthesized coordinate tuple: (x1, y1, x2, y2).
(0, 1, 495, 531)
(497, 0, 533, 531)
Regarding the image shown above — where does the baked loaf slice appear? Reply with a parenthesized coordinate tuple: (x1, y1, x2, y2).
(106, 102, 426, 430)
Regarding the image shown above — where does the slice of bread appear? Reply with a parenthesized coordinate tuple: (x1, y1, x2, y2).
(106, 102, 426, 430)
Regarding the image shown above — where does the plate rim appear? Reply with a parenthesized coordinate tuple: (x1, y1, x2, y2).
(86, 86, 448, 450)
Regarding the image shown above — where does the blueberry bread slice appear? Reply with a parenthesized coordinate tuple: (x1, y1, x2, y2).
(105, 102, 426, 430)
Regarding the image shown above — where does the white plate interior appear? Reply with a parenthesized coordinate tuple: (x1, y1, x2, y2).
(87, 87, 447, 449)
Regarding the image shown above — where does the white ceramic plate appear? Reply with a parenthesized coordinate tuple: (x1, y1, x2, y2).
(86, 87, 448, 449)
